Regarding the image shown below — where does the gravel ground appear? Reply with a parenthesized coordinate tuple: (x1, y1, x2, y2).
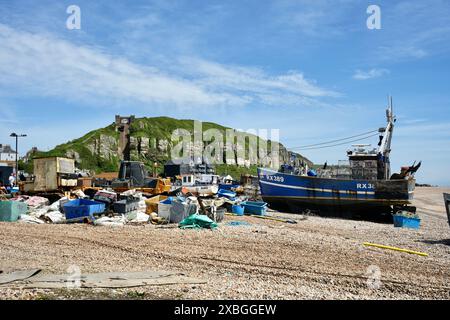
(1, 187, 449, 300)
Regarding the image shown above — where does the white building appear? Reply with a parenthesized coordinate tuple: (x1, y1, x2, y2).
(0, 144, 16, 163)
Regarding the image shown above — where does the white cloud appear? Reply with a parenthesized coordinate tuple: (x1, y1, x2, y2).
(0, 24, 229, 107)
(0, 24, 336, 109)
(189, 60, 335, 98)
(352, 68, 390, 80)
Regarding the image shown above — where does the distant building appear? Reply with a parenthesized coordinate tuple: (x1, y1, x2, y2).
(0, 144, 16, 166)
(22, 147, 40, 163)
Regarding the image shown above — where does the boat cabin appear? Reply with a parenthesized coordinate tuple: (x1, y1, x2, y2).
(178, 174, 220, 187)
(180, 174, 195, 186)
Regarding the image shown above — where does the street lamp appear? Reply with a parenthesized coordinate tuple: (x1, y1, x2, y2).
(10, 133, 27, 175)
(153, 162, 158, 178)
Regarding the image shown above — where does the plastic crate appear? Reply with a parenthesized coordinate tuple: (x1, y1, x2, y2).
(169, 200, 196, 223)
(0, 201, 28, 222)
(158, 197, 174, 219)
(393, 215, 421, 229)
(242, 201, 267, 216)
(94, 190, 117, 207)
(232, 204, 245, 216)
(119, 194, 139, 202)
(217, 189, 236, 200)
(63, 199, 105, 220)
(93, 195, 114, 206)
(218, 183, 240, 191)
(94, 190, 117, 200)
(113, 199, 139, 214)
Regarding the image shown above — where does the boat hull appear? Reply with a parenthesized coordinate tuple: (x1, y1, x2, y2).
(184, 185, 219, 197)
(258, 168, 415, 214)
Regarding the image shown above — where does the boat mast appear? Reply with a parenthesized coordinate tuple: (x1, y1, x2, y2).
(377, 96, 395, 179)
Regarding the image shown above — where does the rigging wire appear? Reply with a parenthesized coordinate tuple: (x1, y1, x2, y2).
(288, 129, 379, 149)
(290, 132, 380, 150)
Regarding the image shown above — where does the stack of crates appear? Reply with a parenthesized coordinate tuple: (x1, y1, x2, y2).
(112, 200, 139, 214)
(112, 195, 140, 214)
(93, 190, 117, 209)
(350, 160, 378, 180)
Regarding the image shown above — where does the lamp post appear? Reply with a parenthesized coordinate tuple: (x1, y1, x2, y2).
(10, 133, 27, 175)
(153, 162, 158, 178)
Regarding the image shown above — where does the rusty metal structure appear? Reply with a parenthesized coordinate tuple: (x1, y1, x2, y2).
(115, 115, 135, 161)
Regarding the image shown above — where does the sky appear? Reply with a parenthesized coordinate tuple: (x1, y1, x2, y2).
(0, 0, 449, 186)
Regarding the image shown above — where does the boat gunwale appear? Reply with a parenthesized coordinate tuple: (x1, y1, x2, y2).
(257, 167, 415, 185)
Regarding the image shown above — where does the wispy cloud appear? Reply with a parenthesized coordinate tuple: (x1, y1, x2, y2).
(374, 1, 450, 62)
(378, 45, 428, 61)
(397, 118, 428, 125)
(270, 0, 356, 37)
(177, 58, 339, 104)
(0, 103, 18, 124)
(0, 24, 229, 107)
(352, 68, 390, 80)
(396, 122, 450, 138)
(0, 23, 336, 109)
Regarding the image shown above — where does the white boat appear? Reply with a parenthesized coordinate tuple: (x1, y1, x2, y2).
(175, 174, 220, 196)
(184, 184, 219, 197)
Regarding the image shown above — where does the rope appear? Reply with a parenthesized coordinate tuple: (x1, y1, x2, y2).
(291, 132, 380, 150)
(289, 129, 379, 149)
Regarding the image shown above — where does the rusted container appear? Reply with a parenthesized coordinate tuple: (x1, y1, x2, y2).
(33, 157, 77, 192)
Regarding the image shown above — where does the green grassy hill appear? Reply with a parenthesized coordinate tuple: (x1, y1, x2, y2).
(27, 116, 311, 179)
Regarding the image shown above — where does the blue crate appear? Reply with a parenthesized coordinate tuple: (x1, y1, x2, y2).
(232, 204, 245, 216)
(63, 199, 105, 220)
(218, 189, 236, 200)
(242, 201, 267, 216)
(218, 183, 240, 191)
(393, 215, 421, 229)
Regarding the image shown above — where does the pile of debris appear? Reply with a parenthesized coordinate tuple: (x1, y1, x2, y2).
(0, 182, 267, 230)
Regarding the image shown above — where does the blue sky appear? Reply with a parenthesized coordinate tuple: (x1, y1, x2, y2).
(0, 0, 449, 185)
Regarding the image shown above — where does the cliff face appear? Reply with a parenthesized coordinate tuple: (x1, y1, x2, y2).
(35, 117, 312, 175)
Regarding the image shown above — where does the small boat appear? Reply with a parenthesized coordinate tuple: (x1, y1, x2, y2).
(185, 184, 219, 197)
(258, 98, 419, 218)
(219, 175, 240, 191)
(175, 173, 220, 197)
